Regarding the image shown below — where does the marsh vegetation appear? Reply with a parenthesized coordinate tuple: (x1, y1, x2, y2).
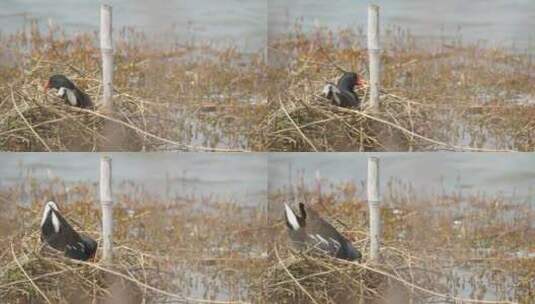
(263, 24, 535, 151)
(265, 178, 534, 303)
(0, 24, 267, 151)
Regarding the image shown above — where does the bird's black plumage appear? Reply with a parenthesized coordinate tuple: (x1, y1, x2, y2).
(322, 72, 362, 108)
(284, 202, 361, 261)
(40, 201, 97, 261)
(337, 72, 359, 91)
(45, 74, 93, 109)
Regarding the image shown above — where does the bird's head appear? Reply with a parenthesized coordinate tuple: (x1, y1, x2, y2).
(81, 235, 98, 262)
(44, 74, 74, 92)
(339, 72, 366, 91)
(345, 243, 362, 262)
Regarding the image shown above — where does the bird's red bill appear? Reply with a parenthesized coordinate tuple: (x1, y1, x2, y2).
(356, 77, 367, 88)
(43, 81, 50, 92)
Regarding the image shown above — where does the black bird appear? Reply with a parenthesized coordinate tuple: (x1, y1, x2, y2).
(284, 202, 361, 261)
(322, 72, 365, 108)
(40, 201, 97, 261)
(44, 74, 93, 109)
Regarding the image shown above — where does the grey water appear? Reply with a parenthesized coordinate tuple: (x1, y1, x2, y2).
(269, 0, 535, 52)
(0, 153, 268, 207)
(268, 153, 535, 202)
(2, 153, 534, 206)
(0, 0, 268, 51)
(1, 0, 534, 52)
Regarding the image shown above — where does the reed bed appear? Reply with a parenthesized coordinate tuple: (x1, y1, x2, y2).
(262, 24, 535, 151)
(0, 24, 267, 151)
(0, 176, 269, 303)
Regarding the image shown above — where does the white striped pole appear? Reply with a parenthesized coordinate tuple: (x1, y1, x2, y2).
(367, 156, 381, 261)
(100, 4, 113, 112)
(367, 4, 381, 110)
(100, 155, 113, 263)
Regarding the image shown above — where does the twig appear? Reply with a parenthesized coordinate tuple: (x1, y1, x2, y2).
(72, 259, 250, 304)
(10, 241, 52, 304)
(272, 117, 337, 134)
(0, 268, 73, 289)
(71, 107, 248, 152)
(338, 259, 518, 304)
(339, 107, 514, 152)
(0, 116, 72, 136)
(279, 98, 318, 151)
(10, 86, 51, 151)
(274, 246, 320, 304)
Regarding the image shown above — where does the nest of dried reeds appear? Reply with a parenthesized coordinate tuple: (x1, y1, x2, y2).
(0, 228, 179, 304)
(2, 72, 170, 152)
(261, 244, 449, 304)
(261, 83, 437, 151)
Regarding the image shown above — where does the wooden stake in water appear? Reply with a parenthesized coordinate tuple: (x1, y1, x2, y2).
(367, 156, 381, 262)
(100, 4, 113, 112)
(367, 4, 381, 110)
(100, 155, 113, 263)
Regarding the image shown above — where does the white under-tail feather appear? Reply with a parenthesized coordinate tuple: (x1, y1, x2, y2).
(284, 203, 300, 230)
(56, 87, 66, 97)
(321, 84, 334, 96)
(322, 84, 342, 105)
(41, 201, 60, 233)
(65, 88, 78, 106)
(56, 87, 78, 106)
